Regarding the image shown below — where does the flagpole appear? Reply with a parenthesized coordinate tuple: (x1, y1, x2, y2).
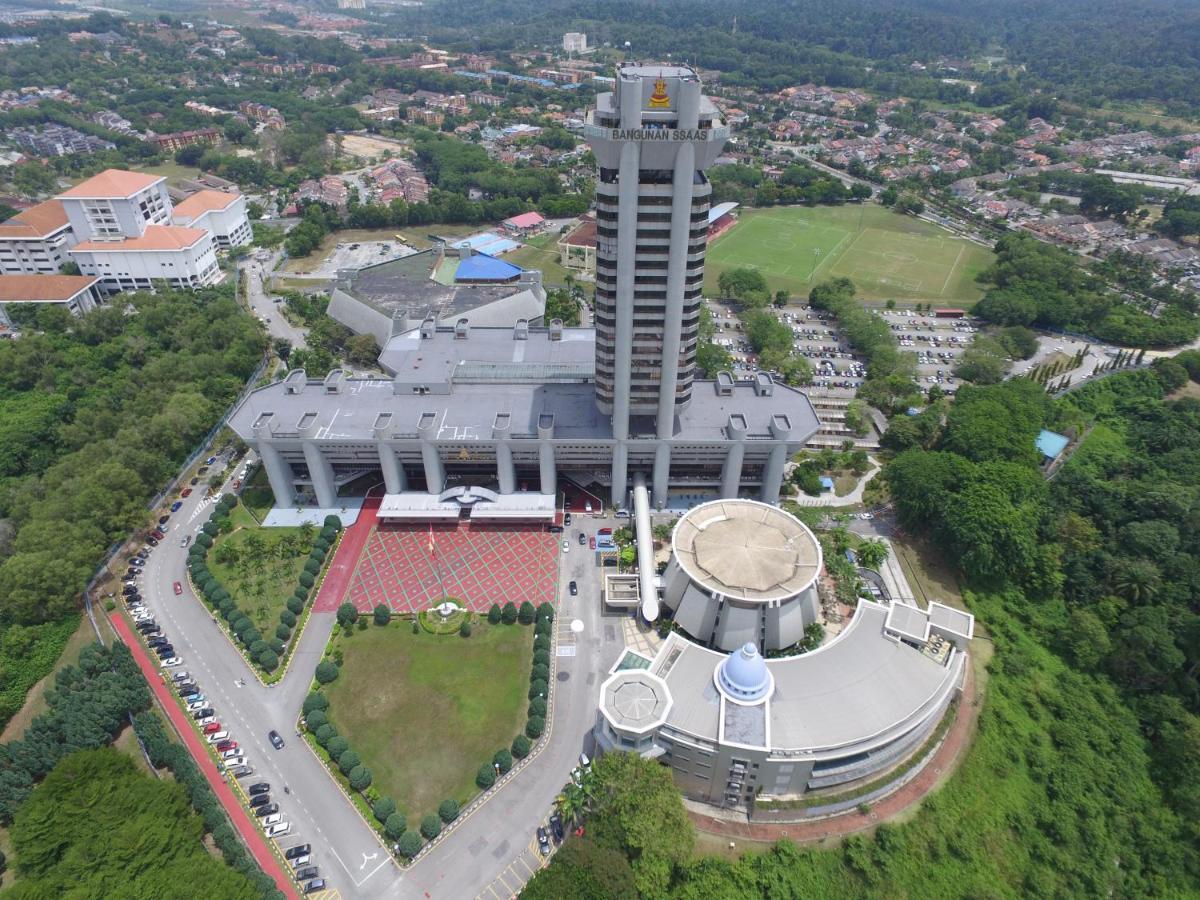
(429, 521, 445, 598)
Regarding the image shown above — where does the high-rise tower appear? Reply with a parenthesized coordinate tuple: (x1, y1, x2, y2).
(585, 66, 728, 500)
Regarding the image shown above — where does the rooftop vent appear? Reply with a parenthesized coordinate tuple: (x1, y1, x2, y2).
(548, 318, 563, 341)
(454, 317, 469, 339)
(514, 318, 529, 340)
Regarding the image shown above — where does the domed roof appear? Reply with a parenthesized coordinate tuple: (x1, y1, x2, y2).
(716, 642, 773, 704)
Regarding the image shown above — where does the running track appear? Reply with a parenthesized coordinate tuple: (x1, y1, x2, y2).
(109, 612, 298, 899)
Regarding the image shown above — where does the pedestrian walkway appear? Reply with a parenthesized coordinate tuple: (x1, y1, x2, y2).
(108, 612, 298, 899)
(312, 490, 381, 611)
(687, 662, 977, 844)
(621, 615, 665, 658)
(788, 458, 881, 507)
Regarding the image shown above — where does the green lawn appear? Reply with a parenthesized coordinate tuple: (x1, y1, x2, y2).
(325, 621, 532, 819)
(206, 505, 314, 635)
(704, 204, 994, 305)
(506, 241, 576, 289)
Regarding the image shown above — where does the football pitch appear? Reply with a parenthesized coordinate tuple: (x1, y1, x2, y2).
(704, 205, 994, 304)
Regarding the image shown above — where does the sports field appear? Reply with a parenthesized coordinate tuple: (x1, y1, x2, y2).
(704, 205, 994, 304)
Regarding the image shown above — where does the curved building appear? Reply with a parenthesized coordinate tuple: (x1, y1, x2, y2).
(596, 598, 973, 809)
(662, 499, 822, 651)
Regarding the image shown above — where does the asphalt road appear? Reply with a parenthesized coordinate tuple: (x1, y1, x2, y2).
(242, 252, 308, 350)
(133, 458, 622, 898)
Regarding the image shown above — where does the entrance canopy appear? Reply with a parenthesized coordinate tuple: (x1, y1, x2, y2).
(378, 487, 556, 523)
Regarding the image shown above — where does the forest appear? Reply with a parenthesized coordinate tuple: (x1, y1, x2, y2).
(0, 287, 265, 728)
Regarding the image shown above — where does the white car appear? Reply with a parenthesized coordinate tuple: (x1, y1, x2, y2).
(222, 748, 243, 760)
(290, 856, 310, 869)
(266, 822, 291, 838)
(224, 755, 247, 768)
(260, 813, 282, 827)
(187, 700, 207, 712)
(195, 715, 215, 727)
(206, 731, 229, 743)
(159, 656, 182, 668)
(561, 540, 569, 553)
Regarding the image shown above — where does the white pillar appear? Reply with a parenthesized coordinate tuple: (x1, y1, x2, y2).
(721, 443, 744, 499)
(611, 442, 628, 511)
(652, 442, 671, 509)
(496, 441, 515, 494)
(302, 441, 336, 508)
(421, 443, 444, 494)
(761, 444, 788, 505)
(379, 445, 405, 495)
(539, 442, 556, 496)
(258, 442, 294, 507)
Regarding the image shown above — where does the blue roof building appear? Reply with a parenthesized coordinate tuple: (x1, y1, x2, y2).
(455, 253, 523, 283)
(1036, 429, 1070, 461)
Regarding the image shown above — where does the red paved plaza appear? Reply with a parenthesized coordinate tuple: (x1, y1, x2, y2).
(317, 521, 559, 614)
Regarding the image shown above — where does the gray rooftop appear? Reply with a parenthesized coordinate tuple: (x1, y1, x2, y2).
(600, 671, 673, 734)
(378, 325, 594, 382)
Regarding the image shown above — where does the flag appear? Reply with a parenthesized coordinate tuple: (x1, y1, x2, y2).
(428, 522, 435, 555)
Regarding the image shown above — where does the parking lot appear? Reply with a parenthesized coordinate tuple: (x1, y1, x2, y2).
(299, 240, 418, 278)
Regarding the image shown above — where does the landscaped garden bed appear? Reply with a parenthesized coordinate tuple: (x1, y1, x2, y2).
(300, 600, 554, 860)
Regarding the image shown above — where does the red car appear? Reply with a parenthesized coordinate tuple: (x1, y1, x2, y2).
(202, 722, 222, 735)
(216, 740, 238, 752)
(181, 488, 192, 498)
(173, 581, 183, 596)
(151, 529, 166, 541)
(589, 536, 596, 549)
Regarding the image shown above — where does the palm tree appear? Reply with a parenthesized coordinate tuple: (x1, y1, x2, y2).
(857, 540, 889, 571)
(1113, 560, 1161, 604)
(555, 784, 586, 826)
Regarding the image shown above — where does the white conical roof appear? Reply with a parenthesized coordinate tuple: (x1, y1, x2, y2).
(717, 642, 772, 703)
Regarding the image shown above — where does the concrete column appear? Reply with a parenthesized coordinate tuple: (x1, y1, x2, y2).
(656, 141, 696, 435)
(611, 442, 628, 511)
(721, 443, 745, 499)
(257, 442, 295, 507)
(496, 441, 515, 494)
(652, 442, 671, 509)
(539, 441, 556, 496)
(421, 443, 444, 494)
(302, 441, 336, 508)
(761, 415, 792, 505)
(612, 139, 640, 442)
(378, 445, 406, 495)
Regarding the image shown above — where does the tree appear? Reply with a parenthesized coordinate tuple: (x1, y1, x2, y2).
(518, 601, 536, 624)
(501, 601, 518, 624)
(326, 736, 349, 758)
(337, 602, 358, 627)
(346, 333, 380, 367)
(303, 692, 328, 714)
(338, 749, 361, 775)
(459, 620, 472, 637)
(856, 539, 889, 570)
(493, 748, 513, 774)
(487, 603, 502, 624)
(374, 797, 397, 823)
(526, 716, 545, 738)
(420, 814, 442, 839)
(477, 763, 497, 788)
(512, 734, 532, 758)
(397, 831, 423, 858)
(257, 649, 279, 671)
(373, 604, 391, 626)
(315, 660, 340, 684)
(385, 812, 407, 840)
(349, 765, 372, 791)
(315, 723, 338, 747)
(438, 799, 459, 822)
(1112, 560, 1162, 604)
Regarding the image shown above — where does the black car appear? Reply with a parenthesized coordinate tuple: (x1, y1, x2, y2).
(284, 843, 310, 859)
(191, 707, 214, 720)
(569, 581, 578, 596)
(248, 793, 271, 809)
(135, 621, 158, 633)
(304, 880, 325, 894)
(255, 803, 279, 817)
(146, 537, 158, 547)
(549, 813, 564, 844)
(175, 682, 197, 694)
(248, 783, 271, 796)
(122, 585, 138, 596)
(189, 476, 200, 486)
(294, 866, 319, 881)
(268, 730, 284, 750)
(537, 826, 551, 855)
(158, 514, 170, 525)
(578, 531, 586, 545)
(147, 637, 169, 648)
(564, 512, 572, 526)
(155, 645, 176, 658)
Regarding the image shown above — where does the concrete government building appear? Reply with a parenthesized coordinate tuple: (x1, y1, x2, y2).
(230, 66, 820, 520)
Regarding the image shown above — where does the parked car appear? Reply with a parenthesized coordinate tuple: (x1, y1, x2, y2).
(188, 700, 208, 713)
(569, 581, 578, 596)
(266, 822, 291, 838)
(549, 813, 564, 844)
(304, 879, 325, 894)
(537, 826, 551, 855)
(283, 843, 310, 859)
(561, 540, 569, 553)
(228, 765, 253, 778)
(256, 803, 279, 818)
(221, 747, 243, 760)
(189, 477, 200, 486)
(578, 532, 586, 545)
(156, 646, 177, 659)
(268, 730, 284, 750)
(192, 707, 214, 720)
(136, 621, 157, 633)
(150, 529, 166, 541)
(260, 813, 282, 827)
(160, 656, 182, 668)
(173, 581, 183, 595)
(206, 731, 228, 743)
(294, 866, 319, 881)
(248, 793, 271, 809)
(170, 501, 183, 513)
(215, 739, 237, 752)
(158, 515, 170, 525)
(181, 488, 192, 498)
(171, 670, 190, 682)
(290, 855, 310, 869)
(248, 783, 271, 796)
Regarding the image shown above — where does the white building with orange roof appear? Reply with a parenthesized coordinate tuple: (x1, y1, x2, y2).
(70, 225, 219, 292)
(0, 199, 77, 275)
(171, 189, 251, 249)
(0, 274, 105, 332)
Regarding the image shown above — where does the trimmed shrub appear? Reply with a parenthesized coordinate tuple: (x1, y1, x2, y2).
(231, 615, 251, 634)
(275, 623, 292, 642)
(320, 526, 337, 542)
(349, 765, 372, 791)
(267, 637, 285, 655)
(218, 599, 236, 619)
(315, 724, 337, 748)
(201, 520, 218, 536)
(293, 586, 309, 602)
(373, 797, 396, 824)
(397, 831, 422, 858)
(303, 692, 329, 714)
(314, 537, 330, 554)
(493, 748, 513, 774)
(528, 679, 547, 700)
(373, 604, 391, 626)
(518, 601, 536, 624)
(511, 734, 531, 759)
(249, 639, 269, 657)
(241, 627, 261, 646)
(385, 812, 406, 840)
(525, 716, 545, 739)
(476, 763, 496, 789)
(533, 635, 551, 654)
(501, 602, 518, 624)
(299, 571, 315, 588)
(337, 602, 359, 627)
(303, 558, 322, 576)
(306, 709, 328, 731)
(533, 649, 551, 667)
(258, 649, 279, 671)
(286, 596, 305, 615)
(459, 621, 472, 637)
(528, 698, 547, 718)
(315, 660, 340, 684)
(531, 663, 549, 683)
(534, 618, 551, 637)
(487, 603, 501, 624)
(419, 814, 441, 840)
(338, 749, 361, 775)
(438, 799, 459, 823)
(309, 547, 326, 563)
(326, 736, 349, 758)
(537, 602, 555, 622)
(323, 515, 342, 530)
(281, 609, 297, 628)
(196, 532, 213, 549)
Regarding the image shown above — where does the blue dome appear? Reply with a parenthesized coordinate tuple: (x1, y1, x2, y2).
(717, 642, 772, 703)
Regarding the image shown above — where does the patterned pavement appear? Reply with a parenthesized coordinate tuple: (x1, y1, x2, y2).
(332, 522, 559, 614)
